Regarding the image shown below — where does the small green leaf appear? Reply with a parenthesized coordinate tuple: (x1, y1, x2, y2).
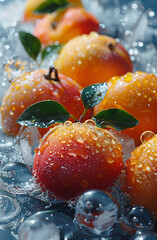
(16, 100, 70, 128)
(41, 44, 63, 61)
(81, 82, 108, 110)
(92, 108, 139, 131)
(19, 31, 41, 60)
(35, 0, 69, 13)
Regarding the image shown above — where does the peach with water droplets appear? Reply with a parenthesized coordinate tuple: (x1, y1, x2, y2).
(33, 120, 124, 201)
(125, 131, 157, 219)
(1, 67, 89, 136)
(33, 7, 100, 46)
(94, 71, 157, 146)
(55, 32, 133, 87)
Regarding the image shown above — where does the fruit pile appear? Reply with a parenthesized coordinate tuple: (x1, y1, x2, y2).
(1, 0, 157, 238)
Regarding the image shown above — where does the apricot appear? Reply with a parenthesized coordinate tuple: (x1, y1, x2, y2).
(1, 67, 88, 136)
(94, 71, 157, 146)
(125, 131, 157, 219)
(33, 7, 100, 46)
(55, 32, 133, 88)
(23, 0, 46, 21)
(23, 0, 83, 21)
(33, 120, 124, 201)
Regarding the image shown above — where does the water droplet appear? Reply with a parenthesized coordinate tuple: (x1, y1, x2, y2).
(140, 131, 155, 143)
(64, 121, 72, 129)
(76, 136, 84, 143)
(68, 149, 88, 160)
(107, 157, 114, 164)
(84, 120, 96, 129)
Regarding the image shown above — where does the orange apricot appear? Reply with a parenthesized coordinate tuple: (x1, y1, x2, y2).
(23, 0, 83, 21)
(33, 7, 100, 46)
(94, 71, 157, 146)
(55, 32, 133, 88)
(23, 0, 45, 21)
(1, 67, 89, 136)
(125, 132, 157, 219)
(33, 120, 124, 201)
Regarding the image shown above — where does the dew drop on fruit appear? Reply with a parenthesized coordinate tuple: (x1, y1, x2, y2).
(75, 190, 118, 236)
(84, 120, 96, 129)
(64, 121, 73, 129)
(76, 136, 84, 143)
(120, 205, 155, 234)
(68, 149, 88, 160)
(140, 131, 155, 143)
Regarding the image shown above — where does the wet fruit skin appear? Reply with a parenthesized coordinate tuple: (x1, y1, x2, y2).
(55, 32, 133, 88)
(1, 69, 88, 136)
(23, 0, 83, 21)
(94, 71, 157, 146)
(33, 120, 124, 201)
(33, 7, 100, 46)
(125, 133, 157, 219)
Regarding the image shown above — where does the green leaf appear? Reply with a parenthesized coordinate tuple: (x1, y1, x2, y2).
(81, 82, 108, 110)
(35, 0, 69, 14)
(16, 100, 71, 128)
(19, 32, 41, 60)
(92, 108, 139, 131)
(41, 44, 63, 61)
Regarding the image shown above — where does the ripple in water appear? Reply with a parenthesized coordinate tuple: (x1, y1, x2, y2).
(0, 194, 21, 230)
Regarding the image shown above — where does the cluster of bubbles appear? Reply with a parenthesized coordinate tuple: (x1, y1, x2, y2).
(0, 0, 157, 239)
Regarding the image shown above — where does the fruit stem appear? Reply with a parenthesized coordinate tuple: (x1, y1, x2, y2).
(70, 114, 78, 122)
(44, 67, 60, 81)
(79, 108, 87, 122)
(51, 21, 58, 29)
(108, 42, 115, 51)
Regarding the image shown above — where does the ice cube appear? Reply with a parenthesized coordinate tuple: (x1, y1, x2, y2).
(109, 129, 135, 162)
(19, 127, 41, 166)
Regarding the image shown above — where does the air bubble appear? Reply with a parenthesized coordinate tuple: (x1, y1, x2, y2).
(18, 218, 60, 240)
(0, 162, 34, 195)
(75, 190, 118, 236)
(120, 205, 155, 234)
(18, 211, 78, 240)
